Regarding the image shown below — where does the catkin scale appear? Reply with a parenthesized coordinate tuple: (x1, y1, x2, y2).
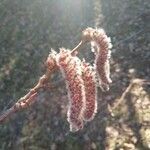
(57, 49, 85, 132)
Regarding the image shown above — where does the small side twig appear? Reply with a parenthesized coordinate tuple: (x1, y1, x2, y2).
(111, 78, 150, 110)
(71, 41, 84, 55)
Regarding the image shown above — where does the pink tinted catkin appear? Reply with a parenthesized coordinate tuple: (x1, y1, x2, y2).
(82, 61, 97, 121)
(92, 29, 112, 91)
(57, 48, 85, 132)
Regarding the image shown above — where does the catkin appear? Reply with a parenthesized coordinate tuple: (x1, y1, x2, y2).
(82, 61, 97, 121)
(92, 29, 112, 91)
(57, 48, 85, 132)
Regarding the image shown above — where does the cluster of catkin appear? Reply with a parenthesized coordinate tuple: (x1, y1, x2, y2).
(47, 28, 112, 132)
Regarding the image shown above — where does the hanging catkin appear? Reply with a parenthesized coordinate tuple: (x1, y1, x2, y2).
(82, 61, 97, 121)
(57, 48, 85, 132)
(92, 28, 112, 91)
(82, 27, 112, 91)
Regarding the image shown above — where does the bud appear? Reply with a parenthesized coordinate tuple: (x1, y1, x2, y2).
(82, 27, 94, 42)
(46, 49, 57, 71)
(57, 48, 85, 132)
(82, 60, 97, 121)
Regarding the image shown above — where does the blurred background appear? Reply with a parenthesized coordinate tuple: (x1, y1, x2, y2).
(0, 0, 150, 149)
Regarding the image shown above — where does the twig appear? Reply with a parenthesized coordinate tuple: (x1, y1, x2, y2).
(0, 93, 37, 123)
(0, 70, 52, 123)
(111, 78, 150, 110)
(71, 41, 84, 55)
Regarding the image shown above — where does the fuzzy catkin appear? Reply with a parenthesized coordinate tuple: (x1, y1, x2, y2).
(92, 29, 112, 91)
(57, 48, 85, 132)
(82, 61, 97, 121)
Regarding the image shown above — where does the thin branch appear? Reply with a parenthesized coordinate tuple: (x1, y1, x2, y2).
(0, 93, 37, 123)
(71, 41, 84, 55)
(0, 71, 51, 123)
(110, 78, 150, 111)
